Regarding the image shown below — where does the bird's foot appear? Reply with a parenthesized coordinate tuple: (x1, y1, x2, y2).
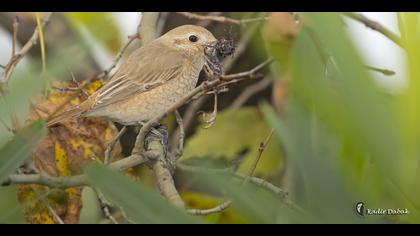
(199, 91, 219, 129)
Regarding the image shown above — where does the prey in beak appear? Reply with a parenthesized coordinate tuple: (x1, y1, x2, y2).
(203, 37, 235, 78)
(200, 37, 236, 129)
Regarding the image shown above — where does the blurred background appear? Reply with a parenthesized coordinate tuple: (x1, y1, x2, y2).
(0, 12, 418, 224)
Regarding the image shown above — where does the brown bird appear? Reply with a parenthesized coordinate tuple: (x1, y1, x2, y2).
(47, 25, 220, 127)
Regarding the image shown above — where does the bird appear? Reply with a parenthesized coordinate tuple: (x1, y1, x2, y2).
(46, 25, 220, 127)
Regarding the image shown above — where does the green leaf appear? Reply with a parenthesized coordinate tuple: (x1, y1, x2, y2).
(0, 120, 46, 183)
(65, 12, 122, 53)
(85, 163, 201, 224)
(0, 77, 44, 132)
(183, 107, 283, 177)
(187, 167, 309, 223)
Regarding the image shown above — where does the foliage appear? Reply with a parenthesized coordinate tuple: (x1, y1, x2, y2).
(86, 163, 201, 224)
(183, 107, 283, 177)
(1, 12, 420, 224)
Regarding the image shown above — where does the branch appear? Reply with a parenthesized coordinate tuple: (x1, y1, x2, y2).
(229, 76, 272, 110)
(223, 16, 262, 71)
(11, 16, 19, 59)
(95, 188, 119, 224)
(172, 110, 184, 161)
(187, 200, 232, 215)
(364, 65, 396, 76)
(104, 126, 127, 164)
(170, 21, 260, 146)
(145, 126, 185, 208)
(2, 152, 148, 188)
(138, 12, 159, 45)
(177, 164, 288, 198)
(177, 12, 268, 25)
(221, 58, 272, 80)
(3, 59, 272, 214)
(135, 59, 272, 156)
(244, 128, 274, 185)
(2, 12, 53, 83)
(97, 34, 140, 79)
(342, 12, 403, 47)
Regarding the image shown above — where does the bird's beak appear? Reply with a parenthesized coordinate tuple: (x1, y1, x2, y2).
(203, 41, 218, 56)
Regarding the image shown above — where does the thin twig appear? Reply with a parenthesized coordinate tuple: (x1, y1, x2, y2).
(69, 70, 88, 97)
(104, 126, 127, 164)
(3, 60, 272, 197)
(229, 76, 272, 110)
(221, 59, 272, 80)
(95, 189, 118, 224)
(177, 12, 268, 25)
(97, 33, 140, 79)
(11, 16, 19, 59)
(177, 164, 288, 198)
(170, 20, 260, 146)
(173, 110, 184, 161)
(46, 203, 65, 224)
(2, 152, 149, 188)
(2, 12, 53, 83)
(223, 19, 261, 71)
(245, 128, 274, 183)
(342, 12, 403, 47)
(47, 32, 139, 121)
(134, 59, 272, 156)
(187, 200, 232, 215)
(364, 65, 396, 76)
(186, 128, 275, 216)
(197, 12, 223, 28)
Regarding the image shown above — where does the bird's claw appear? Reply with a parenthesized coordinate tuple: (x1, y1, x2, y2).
(199, 91, 218, 129)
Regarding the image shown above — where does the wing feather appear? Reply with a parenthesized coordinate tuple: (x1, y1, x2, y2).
(90, 41, 185, 111)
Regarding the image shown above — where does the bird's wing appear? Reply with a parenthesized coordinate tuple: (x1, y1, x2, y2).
(90, 42, 186, 111)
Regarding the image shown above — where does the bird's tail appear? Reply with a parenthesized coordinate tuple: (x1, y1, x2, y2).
(46, 107, 84, 127)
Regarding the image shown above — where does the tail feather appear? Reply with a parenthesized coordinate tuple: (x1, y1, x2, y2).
(46, 107, 84, 127)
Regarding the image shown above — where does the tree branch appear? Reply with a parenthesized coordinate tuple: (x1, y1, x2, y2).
(146, 129, 185, 208)
(3, 59, 273, 214)
(104, 126, 127, 165)
(97, 34, 140, 79)
(2, 152, 148, 188)
(342, 12, 403, 47)
(177, 12, 268, 25)
(187, 200, 232, 215)
(138, 12, 159, 45)
(172, 110, 184, 161)
(229, 76, 272, 110)
(247, 128, 274, 178)
(2, 12, 53, 83)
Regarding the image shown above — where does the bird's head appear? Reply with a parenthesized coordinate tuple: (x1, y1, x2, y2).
(159, 25, 226, 76)
(160, 24, 218, 56)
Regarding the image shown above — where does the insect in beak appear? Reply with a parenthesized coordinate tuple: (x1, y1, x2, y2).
(203, 39, 235, 78)
(204, 41, 223, 78)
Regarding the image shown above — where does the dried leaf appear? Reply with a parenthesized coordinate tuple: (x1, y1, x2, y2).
(17, 79, 122, 224)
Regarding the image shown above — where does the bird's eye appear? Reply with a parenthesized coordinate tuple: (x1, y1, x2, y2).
(189, 35, 198, 42)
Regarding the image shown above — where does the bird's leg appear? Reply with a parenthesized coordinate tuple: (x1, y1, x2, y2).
(140, 122, 169, 159)
(142, 124, 176, 172)
(199, 90, 219, 129)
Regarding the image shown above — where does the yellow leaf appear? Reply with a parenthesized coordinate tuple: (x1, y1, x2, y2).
(55, 142, 70, 176)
